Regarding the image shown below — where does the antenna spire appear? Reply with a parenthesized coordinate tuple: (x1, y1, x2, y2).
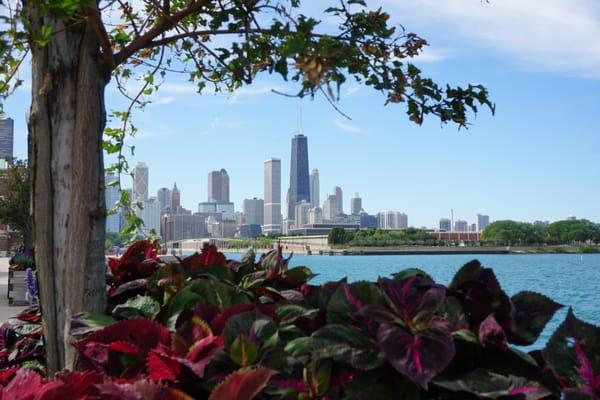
(296, 102, 303, 134)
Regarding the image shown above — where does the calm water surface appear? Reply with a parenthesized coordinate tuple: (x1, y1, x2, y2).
(225, 252, 600, 347)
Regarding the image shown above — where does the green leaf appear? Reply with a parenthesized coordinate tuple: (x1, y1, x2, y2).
(112, 295, 160, 320)
(510, 291, 563, 345)
(435, 369, 551, 399)
(311, 324, 383, 370)
(230, 335, 259, 367)
(284, 337, 312, 357)
(70, 312, 116, 339)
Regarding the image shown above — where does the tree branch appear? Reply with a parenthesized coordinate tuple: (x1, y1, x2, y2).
(113, 0, 211, 67)
(83, 6, 115, 67)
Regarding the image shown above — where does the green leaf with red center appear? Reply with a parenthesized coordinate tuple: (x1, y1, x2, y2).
(543, 308, 600, 396)
(209, 367, 276, 400)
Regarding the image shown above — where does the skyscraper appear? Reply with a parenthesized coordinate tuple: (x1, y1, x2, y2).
(0, 117, 14, 160)
(351, 192, 362, 215)
(171, 183, 180, 213)
(132, 162, 149, 203)
(157, 188, 171, 210)
(287, 134, 310, 220)
(105, 173, 120, 233)
(264, 158, 282, 233)
(208, 169, 230, 203)
(334, 186, 343, 215)
(309, 169, 319, 207)
(476, 214, 490, 232)
(243, 198, 264, 226)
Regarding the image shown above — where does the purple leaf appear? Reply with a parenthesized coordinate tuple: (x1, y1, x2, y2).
(478, 313, 508, 351)
(377, 321, 455, 388)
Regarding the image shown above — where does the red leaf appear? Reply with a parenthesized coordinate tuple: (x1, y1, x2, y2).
(1, 369, 44, 400)
(147, 350, 181, 383)
(34, 371, 105, 400)
(209, 367, 276, 400)
(0, 366, 18, 386)
(107, 341, 140, 355)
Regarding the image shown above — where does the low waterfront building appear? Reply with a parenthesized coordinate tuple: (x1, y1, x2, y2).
(288, 223, 360, 236)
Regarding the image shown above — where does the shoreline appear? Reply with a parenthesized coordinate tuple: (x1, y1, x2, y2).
(216, 245, 584, 256)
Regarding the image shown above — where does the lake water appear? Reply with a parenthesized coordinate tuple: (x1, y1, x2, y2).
(226, 252, 600, 348)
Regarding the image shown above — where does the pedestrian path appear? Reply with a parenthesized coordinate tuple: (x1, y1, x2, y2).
(0, 258, 27, 322)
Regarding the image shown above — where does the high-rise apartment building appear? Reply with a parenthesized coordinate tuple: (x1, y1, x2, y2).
(105, 173, 120, 233)
(243, 198, 264, 226)
(263, 158, 282, 234)
(287, 134, 310, 220)
(157, 188, 171, 210)
(378, 211, 408, 230)
(439, 218, 451, 232)
(0, 117, 14, 160)
(171, 183, 181, 213)
(351, 193, 362, 215)
(454, 220, 469, 232)
(309, 169, 319, 207)
(208, 169, 230, 203)
(132, 162, 149, 203)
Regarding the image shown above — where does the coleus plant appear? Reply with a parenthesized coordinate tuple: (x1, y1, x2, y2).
(0, 240, 598, 400)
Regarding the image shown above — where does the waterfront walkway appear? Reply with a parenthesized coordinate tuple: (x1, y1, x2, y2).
(0, 258, 27, 322)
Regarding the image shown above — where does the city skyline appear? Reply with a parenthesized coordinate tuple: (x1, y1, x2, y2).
(2, 2, 599, 227)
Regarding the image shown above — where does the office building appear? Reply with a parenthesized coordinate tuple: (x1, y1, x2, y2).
(359, 213, 378, 229)
(476, 214, 490, 232)
(263, 158, 282, 234)
(162, 213, 207, 242)
(198, 201, 217, 213)
(322, 195, 339, 221)
(454, 220, 469, 232)
(239, 224, 262, 238)
(132, 162, 149, 203)
(170, 183, 181, 213)
(439, 218, 452, 232)
(310, 169, 319, 207)
(157, 188, 171, 210)
(295, 201, 311, 228)
(308, 207, 323, 225)
(243, 198, 264, 226)
(0, 117, 14, 160)
(287, 134, 310, 221)
(351, 193, 362, 215)
(470, 223, 477, 233)
(334, 186, 343, 215)
(105, 173, 120, 233)
(208, 169, 230, 203)
(137, 197, 161, 237)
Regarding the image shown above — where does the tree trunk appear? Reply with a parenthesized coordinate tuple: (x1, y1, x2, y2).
(28, 4, 109, 374)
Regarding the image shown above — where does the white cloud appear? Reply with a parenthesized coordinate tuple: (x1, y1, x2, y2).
(332, 119, 362, 134)
(227, 83, 284, 104)
(150, 95, 176, 106)
(381, 0, 600, 78)
(412, 47, 454, 64)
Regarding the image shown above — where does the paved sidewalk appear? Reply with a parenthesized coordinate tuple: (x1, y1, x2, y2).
(0, 258, 27, 322)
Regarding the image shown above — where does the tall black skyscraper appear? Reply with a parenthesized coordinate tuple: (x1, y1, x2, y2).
(287, 134, 310, 220)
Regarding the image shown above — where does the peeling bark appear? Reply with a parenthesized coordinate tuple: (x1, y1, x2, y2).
(28, 3, 109, 374)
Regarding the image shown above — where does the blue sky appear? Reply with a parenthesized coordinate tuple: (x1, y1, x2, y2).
(3, 0, 600, 228)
